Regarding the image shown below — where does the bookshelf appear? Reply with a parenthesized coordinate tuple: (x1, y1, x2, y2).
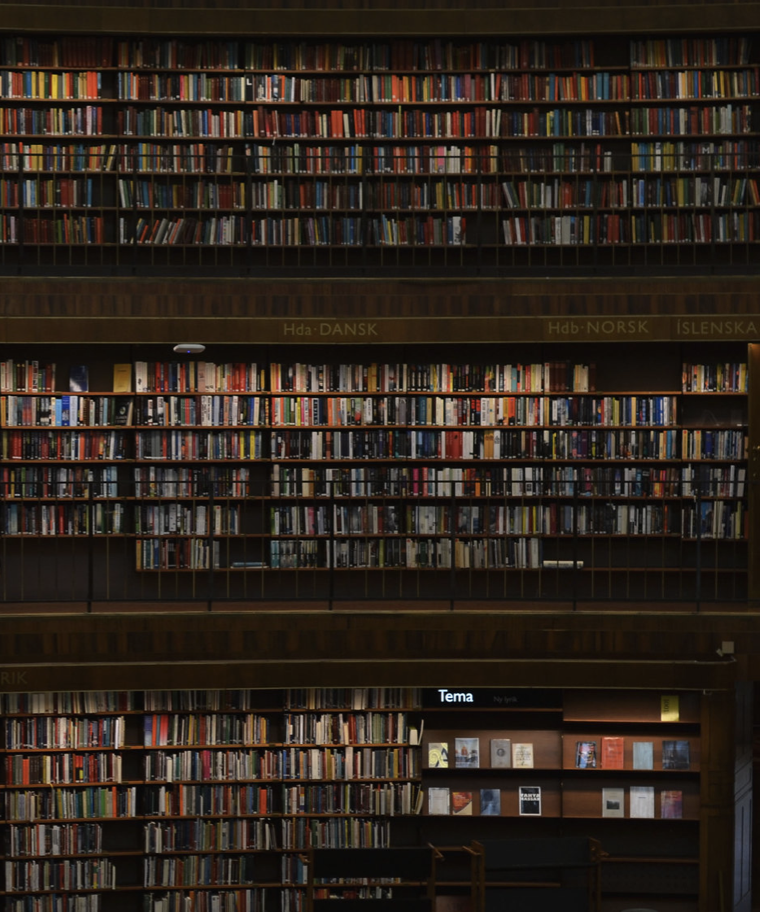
(419, 688, 702, 911)
(1, 687, 422, 912)
(0, 342, 750, 603)
(1, 686, 716, 911)
(0, 33, 758, 274)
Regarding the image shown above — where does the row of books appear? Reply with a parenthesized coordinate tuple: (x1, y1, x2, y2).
(0, 37, 114, 68)
(283, 711, 412, 745)
(1, 464, 744, 502)
(134, 396, 267, 428)
(5, 717, 125, 749)
(116, 72, 638, 105)
(0, 214, 105, 245)
(4, 104, 750, 143)
(426, 785, 685, 818)
(4, 140, 760, 177)
(143, 715, 270, 747)
(271, 463, 747, 498)
(143, 785, 274, 817)
(116, 105, 631, 141)
(503, 210, 760, 245)
(6, 786, 138, 820)
(1, 359, 598, 395)
(269, 427, 744, 461)
(107, 69, 760, 105)
(3, 692, 133, 714)
(326, 536, 544, 570)
(135, 504, 241, 536)
(143, 855, 256, 888)
(0, 428, 748, 462)
(4, 35, 735, 72)
(6, 752, 123, 785)
(118, 39, 594, 73)
(4, 211, 760, 247)
(0, 70, 102, 100)
(268, 394, 678, 428)
(0, 106, 103, 136)
(2, 502, 124, 536)
(5, 174, 760, 215)
(272, 361, 590, 394)
(1, 395, 133, 427)
(1, 430, 129, 461)
(5, 858, 117, 892)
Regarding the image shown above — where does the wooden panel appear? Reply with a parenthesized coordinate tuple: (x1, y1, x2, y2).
(564, 691, 701, 724)
(0, 0, 758, 36)
(3, 279, 760, 346)
(0, 2, 757, 36)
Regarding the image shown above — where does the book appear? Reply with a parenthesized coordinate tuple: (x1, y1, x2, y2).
(632, 741, 654, 770)
(661, 739, 690, 770)
(427, 787, 450, 815)
(69, 365, 89, 392)
(660, 695, 680, 721)
(113, 364, 132, 392)
(661, 789, 684, 819)
(480, 788, 501, 816)
(452, 790, 473, 815)
(135, 361, 148, 392)
(518, 786, 541, 816)
(512, 743, 534, 768)
(490, 738, 511, 769)
(112, 396, 134, 427)
(630, 785, 655, 818)
(454, 737, 479, 768)
(575, 740, 597, 769)
(602, 787, 625, 818)
(427, 742, 449, 769)
(601, 736, 625, 769)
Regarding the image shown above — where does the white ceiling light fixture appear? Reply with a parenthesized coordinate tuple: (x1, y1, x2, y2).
(173, 343, 206, 354)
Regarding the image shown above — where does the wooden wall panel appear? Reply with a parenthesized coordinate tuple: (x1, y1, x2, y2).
(3, 278, 760, 344)
(0, 2, 758, 36)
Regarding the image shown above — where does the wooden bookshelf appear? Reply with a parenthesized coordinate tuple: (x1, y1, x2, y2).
(0, 342, 750, 602)
(0, 33, 757, 275)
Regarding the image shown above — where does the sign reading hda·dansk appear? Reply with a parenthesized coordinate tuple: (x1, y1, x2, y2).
(277, 317, 760, 343)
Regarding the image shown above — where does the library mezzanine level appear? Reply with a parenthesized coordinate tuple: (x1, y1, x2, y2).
(3, 2, 760, 912)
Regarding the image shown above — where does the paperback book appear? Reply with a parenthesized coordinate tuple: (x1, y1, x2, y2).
(630, 785, 655, 819)
(512, 743, 534, 769)
(518, 786, 541, 816)
(490, 738, 511, 769)
(454, 737, 480, 768)
(661, 739, 690, 770)
(427, 787, 450, 815)
(632, 741, 654, 770)
(427, 742, 449, 769)
(452, 791, 473, 816)
(661, 789, 684, 819)
(602, 787, 625, 818)
(575, 740, 597, 769)
(601, 736, 624, 769)
(480, 788, 501, 816)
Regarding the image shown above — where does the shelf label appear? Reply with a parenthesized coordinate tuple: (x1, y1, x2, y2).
(422, 687, 559, 709)
(0, 670, 29, 688)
